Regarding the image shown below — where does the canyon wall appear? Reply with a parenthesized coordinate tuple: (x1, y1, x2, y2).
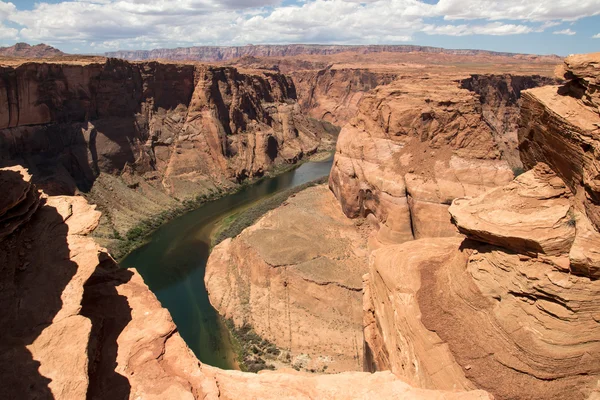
(206, 185, 370, 373)
(0, 59, 335, 236)
(328, 72, 553, 248)
(361, 54, 600, 399)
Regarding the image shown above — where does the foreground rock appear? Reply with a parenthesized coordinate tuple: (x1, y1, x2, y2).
(364, 170, 600, 399)
(203, 367, 492, 400)
(519, 52, 600, 231)
(206, 185, 370, 372)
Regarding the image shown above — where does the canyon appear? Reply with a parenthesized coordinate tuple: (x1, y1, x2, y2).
(1, 45, 598, 400)
(0, 57, 337, 254)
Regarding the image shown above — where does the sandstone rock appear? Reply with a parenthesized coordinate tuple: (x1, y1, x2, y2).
(329, 74, 517, 246)
(460, 74, 557, 168)
(203, 366, 492, 400)
(291, 66, 397, 125)
(570, 210, 600, 278)
(206, 185, 370, 373)
(418, 241, 600, 400)
(561, 52, 600, 113)
(519, 53, 600, 231)
(363, 237, 475, 391)
(449, 163, 575, 256)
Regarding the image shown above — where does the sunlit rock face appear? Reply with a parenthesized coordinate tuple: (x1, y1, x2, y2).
(362, 54, 600, 400)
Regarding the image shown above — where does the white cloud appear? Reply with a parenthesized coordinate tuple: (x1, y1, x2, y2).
(1, 0, 597, 51)
(433, 0, 600, 22)
(553, 28, 576, 35)
(424, 22, 533, 36)
(0, 1, 16, 20)
(593, 33, 600, 38)
(0, 22, 17, 39)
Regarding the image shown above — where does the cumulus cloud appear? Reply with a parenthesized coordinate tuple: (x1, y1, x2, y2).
(423, 22, 533, 36)
(433, 0, 600, 22)
(0, 1, 16, 20)
(1, 0, 596, 50)
(593, 33, 600, 38)
(553, 28, 576, 35)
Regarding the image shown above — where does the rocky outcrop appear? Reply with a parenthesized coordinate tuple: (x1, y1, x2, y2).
(328, 73, 519, 248)
(449, 163, 575, 257)
(361, 54, 600, 400)
(0, 59, 335, 235)
(0, 43, 65, 58)
(519, 52, 600, 232)
(363, 167, 600, 399)
(206, 185, 370, 373)
(105, 44, 562, 62)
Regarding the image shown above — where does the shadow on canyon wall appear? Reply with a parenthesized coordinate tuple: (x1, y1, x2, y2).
(0, 168, 133, 399)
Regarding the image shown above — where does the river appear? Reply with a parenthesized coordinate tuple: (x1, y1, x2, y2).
(120, 157, 334, 369)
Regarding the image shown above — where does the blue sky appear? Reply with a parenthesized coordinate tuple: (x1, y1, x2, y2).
(1, 0, 599, 55)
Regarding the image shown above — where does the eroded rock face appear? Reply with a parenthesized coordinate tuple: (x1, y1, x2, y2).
(0, 59, 335, 235)
(364, 167, 600, 399)
(460, 74, 557, 168)
(206, 185, 370, 373)
(519, 52, 600, 231)
(328, 74, 518, 247)
(449, 163, 575, 257)
(0, 166, 40, 241)
(359, 54, 600, 400)
(290, 67, 398, 125)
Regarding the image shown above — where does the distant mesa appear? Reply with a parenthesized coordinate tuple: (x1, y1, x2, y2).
(104, 44, 562, 62)
(0, 42, 65, 58)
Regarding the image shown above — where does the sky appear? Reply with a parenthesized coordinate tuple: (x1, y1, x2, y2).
(0, 0, 599, 55)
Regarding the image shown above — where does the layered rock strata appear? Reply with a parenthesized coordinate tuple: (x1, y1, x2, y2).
(519, 52, 600, 232)
(364, 166, 600, 399)
(0, 59, 335, 235)
(328, 73, 520, 248)
(206, 185, 370, 372)
(362, 54, 600, 400)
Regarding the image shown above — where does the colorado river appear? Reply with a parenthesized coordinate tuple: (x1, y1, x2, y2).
(120, 157, 334, 369)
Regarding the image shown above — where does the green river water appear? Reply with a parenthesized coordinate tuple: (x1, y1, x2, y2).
(120, 157, 334, 369)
